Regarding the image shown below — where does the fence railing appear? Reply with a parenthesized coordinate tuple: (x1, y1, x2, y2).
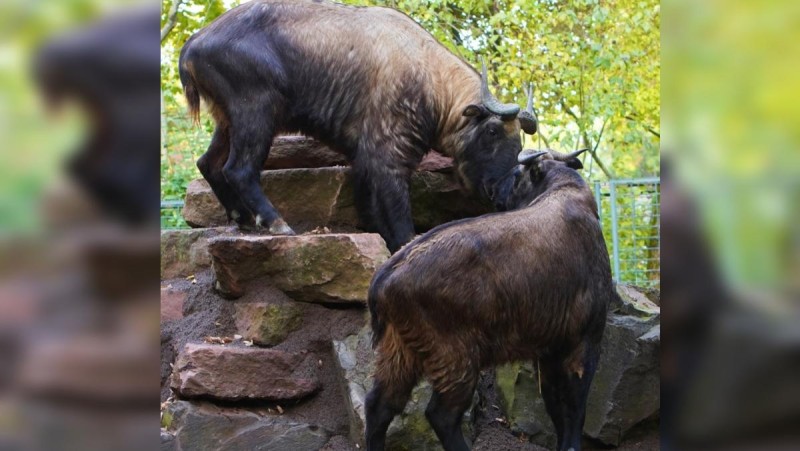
(593, 178, 661, 288)
(161, 177, 661, 288)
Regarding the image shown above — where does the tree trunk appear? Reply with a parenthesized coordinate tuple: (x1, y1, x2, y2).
(161, 0, 184, 43)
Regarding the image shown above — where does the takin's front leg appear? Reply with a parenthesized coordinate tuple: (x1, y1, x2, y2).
(352, 157, 415, 253)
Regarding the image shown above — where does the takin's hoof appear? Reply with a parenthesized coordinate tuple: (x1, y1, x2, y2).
(268, 218, 295, 236)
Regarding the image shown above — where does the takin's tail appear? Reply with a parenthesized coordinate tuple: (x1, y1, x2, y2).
(178, 47, 201, 125)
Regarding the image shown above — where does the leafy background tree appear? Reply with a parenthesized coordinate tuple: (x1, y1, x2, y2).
(160, 0, 660, 286)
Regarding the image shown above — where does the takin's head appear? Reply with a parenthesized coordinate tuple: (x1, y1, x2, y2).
(455, 65, 538, 209)
(498, 148, 589, 211)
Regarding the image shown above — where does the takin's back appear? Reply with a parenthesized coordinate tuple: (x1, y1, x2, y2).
(183, 0, 477, 99)
(373, 183, 612, 341)
(180, 0, 479, 145)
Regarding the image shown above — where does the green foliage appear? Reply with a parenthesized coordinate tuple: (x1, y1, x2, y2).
(160, 0, 660, 184)
(0, 0, 105, 231)
(160, 0, 661, 276)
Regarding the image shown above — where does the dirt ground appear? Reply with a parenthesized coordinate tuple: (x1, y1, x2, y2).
(161, 271, 659, 450)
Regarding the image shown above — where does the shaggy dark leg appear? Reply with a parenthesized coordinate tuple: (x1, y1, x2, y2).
(425, 383, 475, 451)
(196, 125, 255, 227)
(541, 342, 600, 451)
(352, 161, 415, 253)
(365, 379, 414, 451)
(223, 116, 294, 235)
(539, 361, 566, 448)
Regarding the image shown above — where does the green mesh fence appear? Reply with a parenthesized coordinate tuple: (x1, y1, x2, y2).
(593, 178, 661, 288)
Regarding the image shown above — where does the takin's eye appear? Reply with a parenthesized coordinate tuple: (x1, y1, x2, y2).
(487, 127, 497, 137)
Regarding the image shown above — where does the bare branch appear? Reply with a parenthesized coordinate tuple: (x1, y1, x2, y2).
(161, 0, 184, 43)
(535, 128, 552, 149)
(594, 116, 610, 153)
(624, 115, 660, 138)
(560, 99, 615, 179)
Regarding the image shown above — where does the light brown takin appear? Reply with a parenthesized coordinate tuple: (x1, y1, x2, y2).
(178, 0, 538, 252)
(365, 148, 615, 451)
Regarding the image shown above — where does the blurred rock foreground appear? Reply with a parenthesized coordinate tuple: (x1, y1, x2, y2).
(160, 136, 660, 450)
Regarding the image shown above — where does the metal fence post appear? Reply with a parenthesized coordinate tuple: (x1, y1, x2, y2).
(609, 181, 620, 281)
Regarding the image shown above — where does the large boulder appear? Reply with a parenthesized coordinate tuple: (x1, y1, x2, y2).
(333, 326, 477, 450)
(584, 316, 660, 445)
(170, 343, 320, 402)
(496, 287, 660, 447)
(162, 400, 331, 451)
(182, 167, 490, 232)
(161, 228, 224, 279)
(209, 233, 390, 302)
(495, 362, 557, 448)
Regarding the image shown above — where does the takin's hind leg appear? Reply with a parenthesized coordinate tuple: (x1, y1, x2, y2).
(196, 125, 255, 228)
(364, 378, 415, 451)
(425, 371, 478, 451)
(223, 108, 294, 235)
(365, 331, 419, 451)
(540, 340, 601, 451)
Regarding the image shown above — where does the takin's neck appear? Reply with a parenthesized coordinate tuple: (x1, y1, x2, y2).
(431, 66, 481, 158)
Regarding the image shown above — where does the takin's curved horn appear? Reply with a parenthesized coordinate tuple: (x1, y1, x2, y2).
(480, 58, 520, 120)
(518, 149, 548, 166)
(518, 82, 538, 135)
(549, 148, 589, 161)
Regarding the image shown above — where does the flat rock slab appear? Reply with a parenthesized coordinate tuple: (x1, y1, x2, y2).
(264, 136, 349, 170)
(170, 343, 319, 401)
(233, 300, 304, 346)
(161, 227, 225, 279)
(417, 150, 454, 173)
(161, 285, 187, 322)
(614, 283, 661, 318)
(333, 325, 477, 450)
(264, 136, 453, 173)
(182, 167, 490, 232)
(496, 311, 660, 447)
(209, 233, 390, 302)
(162, 400, 331, 451)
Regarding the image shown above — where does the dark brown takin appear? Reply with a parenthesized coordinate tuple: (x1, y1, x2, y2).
(365, 148, 615, 451)
(178, 0, 537, 252)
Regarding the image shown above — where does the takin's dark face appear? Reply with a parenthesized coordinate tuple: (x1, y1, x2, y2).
(456, 106, 526, 209)
(501, 149, 587, 210)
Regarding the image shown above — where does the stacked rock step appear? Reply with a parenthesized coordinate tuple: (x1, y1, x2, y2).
(161, 135, 661, 450)
(181, 136, 491, 233)
(163, 136, 488, 450)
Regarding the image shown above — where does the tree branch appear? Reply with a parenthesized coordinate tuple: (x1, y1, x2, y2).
(624, 115, 660, 138)
(161, 0, 184, 43)
(560, 99, 615, 179)
(535, 128, 552, 149)
(595, 116, 610, 153)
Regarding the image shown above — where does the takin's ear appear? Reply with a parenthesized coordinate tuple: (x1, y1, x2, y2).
(462, 104, 489, 118)
(566, 158, 584, 170)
